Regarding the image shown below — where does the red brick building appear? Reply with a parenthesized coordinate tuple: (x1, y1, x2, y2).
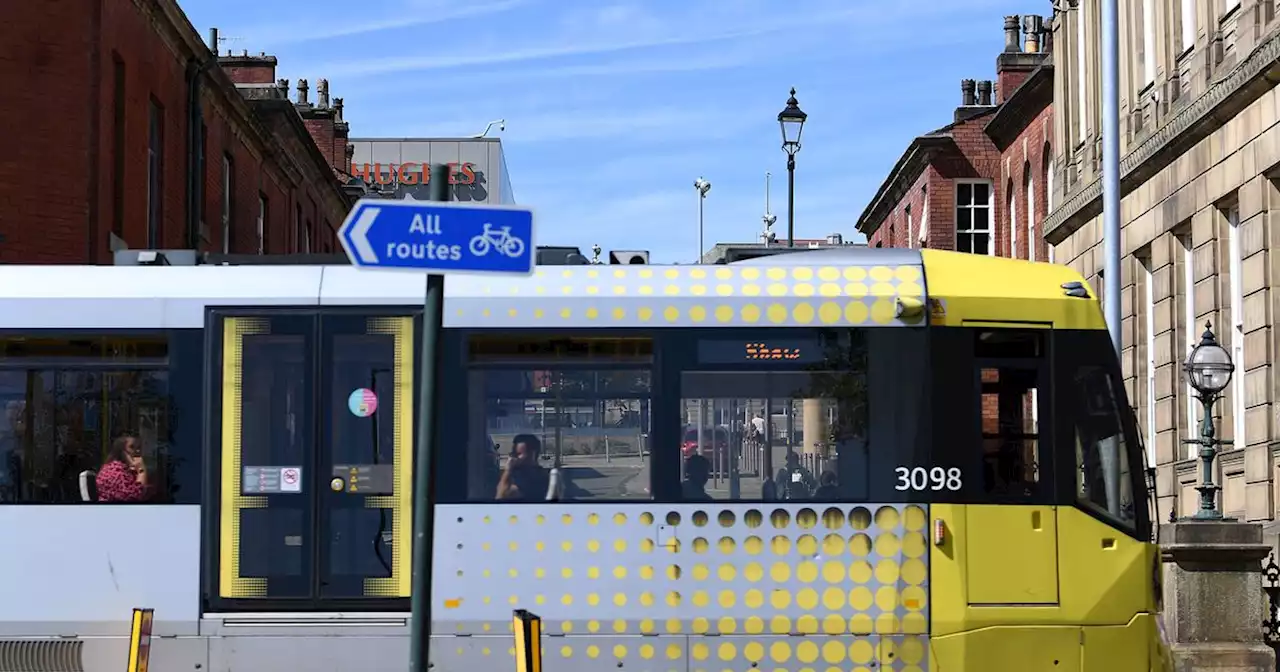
(0, 0, 354, 264)
(856, 15, 1053, 261)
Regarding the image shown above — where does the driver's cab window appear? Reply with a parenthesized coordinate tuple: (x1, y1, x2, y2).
(464, 336, 653, 502)
(1072, 365, 1137, 527)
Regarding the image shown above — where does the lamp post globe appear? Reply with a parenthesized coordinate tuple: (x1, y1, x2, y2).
(777, 88, 807, 248)
(1184, 322, 1235, 396)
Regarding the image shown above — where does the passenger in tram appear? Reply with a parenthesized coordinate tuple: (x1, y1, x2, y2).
(812, 471, 839, 499)
(95, 432, 152, 503)
(681, 454, 714, 501)
(495, 434, 551, 501)
(774, 450, 817, 500)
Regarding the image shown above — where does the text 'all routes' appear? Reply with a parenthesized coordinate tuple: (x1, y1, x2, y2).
(339, 200, 535, 274)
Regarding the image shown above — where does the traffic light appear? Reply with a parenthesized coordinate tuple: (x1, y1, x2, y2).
(609, 250, 649, 264)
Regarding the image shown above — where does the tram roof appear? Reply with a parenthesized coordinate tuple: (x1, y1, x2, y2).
(0, 247, 999, 330)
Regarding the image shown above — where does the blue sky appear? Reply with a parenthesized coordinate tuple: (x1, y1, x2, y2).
(179, 0, 1047, 263)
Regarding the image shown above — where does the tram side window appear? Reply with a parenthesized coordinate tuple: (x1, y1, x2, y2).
(678, 329, 898, 503)
(0, 336, 180, 504)
(465, 336, 654, 502)
(1071, 365, 1137, 527)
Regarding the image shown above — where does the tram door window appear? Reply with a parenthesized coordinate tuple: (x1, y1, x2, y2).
(213, 312, 416, 608)
(464, 336, 654, 502)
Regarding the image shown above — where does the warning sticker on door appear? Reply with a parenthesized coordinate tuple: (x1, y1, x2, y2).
(348, 388, 378, 417)
(280, 467, 302, 493)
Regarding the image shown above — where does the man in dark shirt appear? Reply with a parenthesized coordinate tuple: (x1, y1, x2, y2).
(496, 434, 551, 501)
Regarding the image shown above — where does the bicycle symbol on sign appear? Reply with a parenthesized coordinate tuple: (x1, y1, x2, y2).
(469, 223, 526, 258)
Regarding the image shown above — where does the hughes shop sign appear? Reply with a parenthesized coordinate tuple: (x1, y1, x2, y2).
(351, 162, 479, 186)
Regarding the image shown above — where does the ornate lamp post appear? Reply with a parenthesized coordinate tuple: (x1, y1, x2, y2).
(777, 88, 807, 248)
(1182, 322, 1236, 520)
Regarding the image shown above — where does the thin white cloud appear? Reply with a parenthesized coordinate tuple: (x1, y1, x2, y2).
(240, 0, 529, 47)
(315, 3, 879, 78)
(411, 106, 759, 145)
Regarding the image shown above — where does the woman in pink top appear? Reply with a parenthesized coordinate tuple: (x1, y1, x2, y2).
(96, 432, 152, 503)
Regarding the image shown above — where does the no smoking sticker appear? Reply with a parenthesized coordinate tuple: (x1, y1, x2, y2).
(348, 388, 378, 417)
(280, 467, 302, 493)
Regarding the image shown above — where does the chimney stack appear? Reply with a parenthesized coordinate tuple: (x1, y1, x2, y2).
(207, 27, 219, 52)
(334, 98, 344, 121)
(317, 79, 330, 108)
(961, 79, 977, 106)
(1003, 16, 1021, 53)
(296, 79, 309, 105)
(1023, 15, 1044, 53)
(977, 80, 993, 106)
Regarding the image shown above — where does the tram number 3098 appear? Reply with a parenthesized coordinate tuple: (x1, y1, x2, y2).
(894, 466, 963, 491)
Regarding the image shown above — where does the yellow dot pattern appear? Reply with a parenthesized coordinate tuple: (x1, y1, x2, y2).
(443, 263, 927, 328)
(430, 503, 930, 671)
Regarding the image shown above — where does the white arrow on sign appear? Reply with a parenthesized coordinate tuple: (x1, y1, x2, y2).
(349, 207, 381, 264)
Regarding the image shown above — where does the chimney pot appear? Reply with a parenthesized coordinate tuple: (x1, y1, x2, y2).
(334, 98, 344, 121)
(976, 80, 993, 106)
(1003, 16, 1022, 52)
(1023, 15, 1043, 52)
(208, 27, 219, 51)
(961, 79, 977, 106)
(297, 78, 309, 105)
(317, 79, 330, 108)
(242, 49, 249, 57)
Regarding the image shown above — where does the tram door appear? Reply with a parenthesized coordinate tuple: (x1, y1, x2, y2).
(210, 310, 417, 609)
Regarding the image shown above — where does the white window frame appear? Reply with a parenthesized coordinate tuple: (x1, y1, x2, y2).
(1025, 169, 1036, 261)
(1181, 0, 1196, 52)
(955, 179, 994, 256)
(1076, 1, 1088, 143)
(221, 155, 232, 254)
(906, 206, 914, 249)
(1142, 257, 1157, 468)
(1142, 0, 1157, 85)
(1009, 182, 1019, 259)
(1180, 233, 1196, 458)
(1046, 156, 1056, 263)
(918, 186, 929, 244)
(256, 195, 266, 254)
(1227, 206, 1245, 449)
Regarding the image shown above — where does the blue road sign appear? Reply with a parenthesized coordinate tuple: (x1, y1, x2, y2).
(338, 200, 535, 274)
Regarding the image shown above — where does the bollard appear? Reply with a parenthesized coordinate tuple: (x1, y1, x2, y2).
(126, 608, 154, 672)
(512, 609, 543, 672)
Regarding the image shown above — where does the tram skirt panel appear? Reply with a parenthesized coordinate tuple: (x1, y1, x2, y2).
(430, 503, 930, 672)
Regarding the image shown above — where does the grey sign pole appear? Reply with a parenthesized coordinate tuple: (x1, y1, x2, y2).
(408, 163, 451, 672)
(1100, 0, 1122, 354)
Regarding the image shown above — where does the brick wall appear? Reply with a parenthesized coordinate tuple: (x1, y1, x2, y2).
(0, 0, 349, 263)
(865, 115, 1005, 253)
(997, 105, 1055, 262)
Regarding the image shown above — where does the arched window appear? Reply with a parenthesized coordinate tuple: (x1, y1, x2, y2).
(1007, 178, 1018, 259)
(1024, 162, 1035, 261)
(1044, 145, 1055, 263)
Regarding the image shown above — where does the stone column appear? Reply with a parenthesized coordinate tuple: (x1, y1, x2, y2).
(801, 399, 826, 456)
(1159, 520, 1275, 671)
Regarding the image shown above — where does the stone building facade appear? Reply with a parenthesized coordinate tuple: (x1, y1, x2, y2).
(1044, 0, 1280, 524)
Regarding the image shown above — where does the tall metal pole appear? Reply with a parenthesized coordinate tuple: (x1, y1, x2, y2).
(697, 193, 704, 264)
(1101, 0, 1122, 353)
(786, 156, 796, 248)
(408, 162, 450, 672)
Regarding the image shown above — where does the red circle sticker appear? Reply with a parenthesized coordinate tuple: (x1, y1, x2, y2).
(282, 468, 299, 484)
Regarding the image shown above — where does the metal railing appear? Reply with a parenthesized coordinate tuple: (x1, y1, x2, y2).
(1263, 553, 1280, 668)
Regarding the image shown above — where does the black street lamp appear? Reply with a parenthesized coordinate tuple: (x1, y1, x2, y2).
(1182, 321, 1236, 520)
(777, 88, 807, 248)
